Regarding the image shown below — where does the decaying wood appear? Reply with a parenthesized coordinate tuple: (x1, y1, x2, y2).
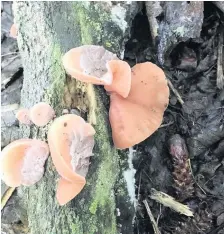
(146, 2, 204, 65)
(3, 1, 141, 233)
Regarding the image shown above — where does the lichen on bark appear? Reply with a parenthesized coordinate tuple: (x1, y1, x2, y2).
(12, 1, 139, 233)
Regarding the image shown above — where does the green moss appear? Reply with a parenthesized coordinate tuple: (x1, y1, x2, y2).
(72, 3, 100, 44)
(105, 41, 112, 48)
(85, 93, 118, 233)
(76, 8, 93, 44)
(73, 3, 117, 48)
(89, 200, 98, 215)
(45, 44, 65, 113)
(69, 216, 83, 233)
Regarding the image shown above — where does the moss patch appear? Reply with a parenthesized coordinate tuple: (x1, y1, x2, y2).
(84, 90, 118, 233)
(44, 44, 66, 113)
(72, 2, 122, 53)
(73, 2, 109, 45)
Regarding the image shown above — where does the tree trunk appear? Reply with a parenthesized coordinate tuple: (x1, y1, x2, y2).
(11, 1, 140, 234)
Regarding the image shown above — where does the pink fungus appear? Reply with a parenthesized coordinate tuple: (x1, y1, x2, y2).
(48, 114, 95, 205)
(16, 108, 32, 125)
(0, 139, 49, 187)
(30, 102, 55, 127)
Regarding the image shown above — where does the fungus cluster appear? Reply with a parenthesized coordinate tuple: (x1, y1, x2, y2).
(1, 101, 95, 205)
(63, 45, 169, 149)
(1, 44, 169, 207)
(2, 102, 55, 188)
(16, 102, 55, 127)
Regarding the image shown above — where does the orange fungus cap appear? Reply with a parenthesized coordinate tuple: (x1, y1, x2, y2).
(48, 114, 95, 205)
(109, 62, 170, 149)
(62, 45, 118, 85)
(16, 108, 32, 125)
(30, 102, 55, 127)
(0, 139, 49, 187)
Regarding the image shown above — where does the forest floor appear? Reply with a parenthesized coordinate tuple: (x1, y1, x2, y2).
(123, 3, 224, 234)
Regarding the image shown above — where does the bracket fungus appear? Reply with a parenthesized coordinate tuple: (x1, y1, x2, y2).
(48, 114, 95, 205)
(62, 45, 118, 85)
(30, 102, 55, 127)
(109, 62, 170, 149)
(62, 45, 131, 97)
(1, 139, 49, 187)
(16, 108, 32, 125)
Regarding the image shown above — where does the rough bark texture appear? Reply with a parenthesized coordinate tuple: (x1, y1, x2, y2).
(12, 2, 140, 234)
(146, 1, 204, 65)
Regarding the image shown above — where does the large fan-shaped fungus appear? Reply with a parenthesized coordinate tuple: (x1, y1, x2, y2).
(0, 139, 49, 187)
(48, 114, 95, 205)
(109, 62, 170, 149)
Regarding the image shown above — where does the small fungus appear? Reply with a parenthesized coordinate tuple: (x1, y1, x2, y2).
(0, 139, 49, 187)
(10, 24, 17, 38)
(62, 45, 118, 85)
(48, 114, 95, 205)
(104, 60, 132, 98)
(109, 62, 170, 149)
(16, 108, 32, 125)
(30, 102, 55, 127)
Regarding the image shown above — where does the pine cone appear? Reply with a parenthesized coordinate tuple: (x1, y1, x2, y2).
(169, 134, 194, 201)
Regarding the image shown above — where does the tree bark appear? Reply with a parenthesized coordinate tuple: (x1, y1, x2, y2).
(11, 1, 140, 234)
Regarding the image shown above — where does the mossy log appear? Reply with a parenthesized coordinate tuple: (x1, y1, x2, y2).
(11, 1, 140, 234)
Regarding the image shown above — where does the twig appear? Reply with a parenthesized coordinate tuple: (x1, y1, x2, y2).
(137, 172, 142, 202)
(188, 159, 206, 195)
(1, 187, 16, 210)
(156, 205, 162, 225)
(1, 67, 23, 91)
(167, 78, 184, 105)
(150, 188, 194, 217)
(217, 29, 224, 89)
(143, 199, 161, 234)
(160, 121, 174, 128)
(1, 52, 18, 57)
(1, 55, 20, 70)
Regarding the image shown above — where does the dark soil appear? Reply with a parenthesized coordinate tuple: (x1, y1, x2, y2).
(124, 3, 224, 234)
